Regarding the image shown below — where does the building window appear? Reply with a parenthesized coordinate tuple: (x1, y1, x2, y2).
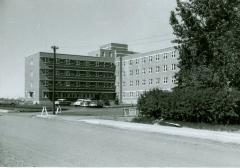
(66, 59, 70, 65)
(142, 79, 146, 85)
(149, 79, 153, 85)
(43, 57, 48, 63)
(156, 54, 160, 61)
(101, 51, 105, 57)
(171, 64, 177, 70)
(163, 77, 168, 84)
(136, 69, 139, 75)
(123, 61, 126, 66)
(142, 57, 146, 63)
(130, 81, 133, 86)
(149, 67, 152, 74)
(129, 60, 133, 65)
(156, 78, 160, 84)
(136, 91, 140, 97)
(66, 81, 70, 87)
(136, 59, 139, 64)
(56, 58, 60, 64)
(163, 53, 168, 59)
(156, 66, 160, 72)
(172, 76, 176, 84)
(96, 62, 99, 67)
(42, 80, 47, 86)
(136, 80, 139, 86)
(163, 65, 168, 72)
(149, 56, 153, 62)
(130, 92, 134, 97)
(142, 68, 146, 74)
(129, 70, 133, 76)
(172, 51, 175, 58)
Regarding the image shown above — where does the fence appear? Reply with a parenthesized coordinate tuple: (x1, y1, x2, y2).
(123, 107, 139, 117)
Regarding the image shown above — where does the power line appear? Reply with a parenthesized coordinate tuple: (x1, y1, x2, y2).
(49, 33, 174, 50)
(124, 33, 173, 44)
(127, 37, 175, 46)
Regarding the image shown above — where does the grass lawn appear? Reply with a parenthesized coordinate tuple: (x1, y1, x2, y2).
(0, 104, 128, 115)
(173, 120, 240, 132)
(0, 104, 67, 112)
(60, 107, 124, 116)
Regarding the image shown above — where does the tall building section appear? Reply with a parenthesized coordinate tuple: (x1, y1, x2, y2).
(88, 43, 137, 104)
(115, 47, 179, 104)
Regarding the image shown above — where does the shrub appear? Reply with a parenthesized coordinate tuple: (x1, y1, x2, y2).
(103, 99, 110, 106)
(137, 87, 240, 124)
(137, 88, 171, 118)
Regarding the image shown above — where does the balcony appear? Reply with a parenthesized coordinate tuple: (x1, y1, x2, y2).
(40, 74, 115, 82)
(42, 63, 114, 71)
(43, 85, 115, 92)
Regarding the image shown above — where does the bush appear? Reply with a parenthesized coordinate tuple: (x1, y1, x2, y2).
(103, 99, 110, 106)
(137, 87, 240, 124)
(137, 88, 171, 118)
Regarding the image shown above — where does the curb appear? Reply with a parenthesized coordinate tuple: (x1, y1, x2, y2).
(80, 119, 240, 145)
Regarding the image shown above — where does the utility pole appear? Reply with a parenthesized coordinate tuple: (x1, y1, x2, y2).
(51, 45, 59, 115)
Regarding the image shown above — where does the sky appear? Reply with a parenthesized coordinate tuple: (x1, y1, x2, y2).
(0, 0, 177, 98)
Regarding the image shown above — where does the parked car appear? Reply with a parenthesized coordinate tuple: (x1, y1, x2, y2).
(89, 100, 104, 108)
(81, 99, 91, 107)
(89, 101, 98, 107)
(73, 99, 85, 106)
(55, 99, 71, 106)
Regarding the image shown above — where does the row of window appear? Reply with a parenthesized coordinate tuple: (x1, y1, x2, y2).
(41, 80, 114, 88)
(41, 69, 114, 78)
(120, 77, 176, 86)
(41, 57, 114, 67)
(118, 50, 176, 66)
(119, 64, 177, 76)
(42, 92, 114, 99)
(122, 89, 172, 98)
(122, 91, 142, 98)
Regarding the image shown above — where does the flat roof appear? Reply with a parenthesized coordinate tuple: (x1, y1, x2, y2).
(117, 46, 177, 60)
(35, 52, 114, 62)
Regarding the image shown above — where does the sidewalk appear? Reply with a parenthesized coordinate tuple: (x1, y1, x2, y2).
(79, 119, 240, 145)
(36, 114, 240, 145)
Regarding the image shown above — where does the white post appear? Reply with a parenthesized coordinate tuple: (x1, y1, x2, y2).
(41, 106, 48, 116)
(56, 105, 62, 114)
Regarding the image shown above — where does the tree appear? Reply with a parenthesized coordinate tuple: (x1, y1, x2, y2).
(170, 0, 240, 89)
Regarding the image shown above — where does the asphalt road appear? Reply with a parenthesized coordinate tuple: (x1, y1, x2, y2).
(0, 113, 240, 167)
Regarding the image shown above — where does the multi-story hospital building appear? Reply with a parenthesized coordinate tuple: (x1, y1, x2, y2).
(25, 43, 179, 104)
(115, 47, 179, 104)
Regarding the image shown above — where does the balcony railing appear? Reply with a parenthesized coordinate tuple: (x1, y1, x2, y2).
(42, 85, 115, 91)
(41, 63, 114, 71)
(40, 74, 115, 81)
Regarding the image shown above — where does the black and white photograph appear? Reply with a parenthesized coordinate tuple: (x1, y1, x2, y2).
(0, 0, 240, 167)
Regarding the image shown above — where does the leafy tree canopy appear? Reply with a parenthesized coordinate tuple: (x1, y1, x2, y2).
(170, 0, 240, 89)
